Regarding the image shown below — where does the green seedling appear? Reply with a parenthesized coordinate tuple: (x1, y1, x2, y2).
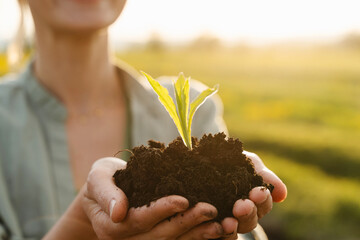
(141, 71, 219, 150)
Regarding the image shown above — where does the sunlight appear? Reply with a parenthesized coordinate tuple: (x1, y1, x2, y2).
(1, 0, 360, 44)
(110, 0, 360, 43)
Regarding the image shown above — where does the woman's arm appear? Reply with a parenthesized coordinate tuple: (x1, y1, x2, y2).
(43, 186, 97, 240)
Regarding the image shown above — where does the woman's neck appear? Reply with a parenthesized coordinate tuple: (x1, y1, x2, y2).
(33, 28, 121, 111)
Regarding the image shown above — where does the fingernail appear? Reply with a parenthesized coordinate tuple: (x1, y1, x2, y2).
(259, 189, 271, 204)
(109, 199, 116, 217)
(223, 231, 234, 236)
(203, 210, 217, 219)
(240, 206, 254, 218)
(172, 199, 189, 211)
(247, 207, 255, 217)
(216, 224, 224, 235)
(203, 225, 223, 238)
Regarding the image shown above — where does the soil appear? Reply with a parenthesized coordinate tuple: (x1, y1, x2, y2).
(113, 132, 273, 222)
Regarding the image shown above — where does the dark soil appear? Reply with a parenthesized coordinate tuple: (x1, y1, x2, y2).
(113, 132, 273, 222)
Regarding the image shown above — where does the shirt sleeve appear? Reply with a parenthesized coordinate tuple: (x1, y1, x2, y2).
(0, 222, 8, 240)
(0, 155, 23, 240)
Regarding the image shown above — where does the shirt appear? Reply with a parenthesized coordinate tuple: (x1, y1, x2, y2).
(0, 61, 266, 240)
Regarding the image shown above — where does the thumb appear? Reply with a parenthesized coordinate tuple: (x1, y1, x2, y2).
(244, 151, 287, 202)
(85, 157, 129, 222)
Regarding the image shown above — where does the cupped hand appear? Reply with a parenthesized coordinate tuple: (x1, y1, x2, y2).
(82, 157, 227, 240)
(220, 151, 287, 236)
(244, 151, 287, 203)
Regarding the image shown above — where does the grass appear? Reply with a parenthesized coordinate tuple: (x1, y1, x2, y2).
(1, 44, 359, 239)
(258, 151, 360, 239)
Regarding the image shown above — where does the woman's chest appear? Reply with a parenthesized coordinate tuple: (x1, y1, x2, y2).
(66, 108, 127, 190)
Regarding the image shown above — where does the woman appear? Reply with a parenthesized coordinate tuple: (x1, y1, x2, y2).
(0, 0, 287, 239)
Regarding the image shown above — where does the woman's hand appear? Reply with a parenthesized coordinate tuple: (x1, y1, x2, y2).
(45, 153, 285, 240)
(220, 151, 288, 238)
(82, 157, 229, 240)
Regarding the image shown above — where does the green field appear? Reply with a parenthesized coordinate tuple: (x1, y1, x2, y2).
(1, 44, 360, 239)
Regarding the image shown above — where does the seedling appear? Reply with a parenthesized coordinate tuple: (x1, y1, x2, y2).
(141, 71, 218, 150)
(114, 72, 273, 222)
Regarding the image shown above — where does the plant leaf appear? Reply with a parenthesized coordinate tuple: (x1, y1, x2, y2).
(142, 71, 219, 150)
(188, 85, 219, 139)
(174, 73, 191, 148)
(141, 71, 185, 142)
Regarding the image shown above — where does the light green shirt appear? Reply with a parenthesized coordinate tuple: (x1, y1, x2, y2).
(0, 61, 265, 240)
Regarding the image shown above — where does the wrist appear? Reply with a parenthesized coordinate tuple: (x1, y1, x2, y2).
(43, 186, 97, 240)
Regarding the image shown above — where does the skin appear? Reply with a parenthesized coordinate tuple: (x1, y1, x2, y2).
(24, 0, 287, 239)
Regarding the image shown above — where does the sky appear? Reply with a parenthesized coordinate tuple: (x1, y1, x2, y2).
(1, 0, 360, 45)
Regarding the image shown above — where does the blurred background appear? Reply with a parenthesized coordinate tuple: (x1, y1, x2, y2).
(1, 0, 360, 239)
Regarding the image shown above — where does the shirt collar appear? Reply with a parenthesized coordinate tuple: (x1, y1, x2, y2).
(115, 59, 165, 119)
(21, 58, 162, 125)
(22, 61, 67, 122)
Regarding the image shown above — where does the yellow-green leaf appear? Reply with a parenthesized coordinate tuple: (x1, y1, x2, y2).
(174, 73, 191, 148)
(141, 71, 185, 142)
(188, 85, 219, 139)
(142, 71, 219, 150)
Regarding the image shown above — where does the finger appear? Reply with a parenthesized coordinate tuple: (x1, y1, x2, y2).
(82, 196, 120, 238)
(148, 202, 218, 239)
(85, 157, 128, 222)
(249, 187, 273, 219)
(233, 199, 258, 234)
(249, 187, 269, 204)
(124, 195, 189, 234)
(177, 222, 224, 240)
(257, 168, 287, 202)
(84, 195, 189, 238)
(232, 199, 254, 217)
(221, 217, 238, 239)
(91, 156, 127, 170)
(244, 151, 287, 202)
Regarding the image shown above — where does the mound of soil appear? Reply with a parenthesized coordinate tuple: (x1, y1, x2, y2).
(113, 133, 273, 221)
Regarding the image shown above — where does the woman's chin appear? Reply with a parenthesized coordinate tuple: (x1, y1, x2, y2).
(71, 0, 102, 4)
(47, 0, 126, 31)
(51, 12, 119, 34)
(33, 0, 126, 34)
